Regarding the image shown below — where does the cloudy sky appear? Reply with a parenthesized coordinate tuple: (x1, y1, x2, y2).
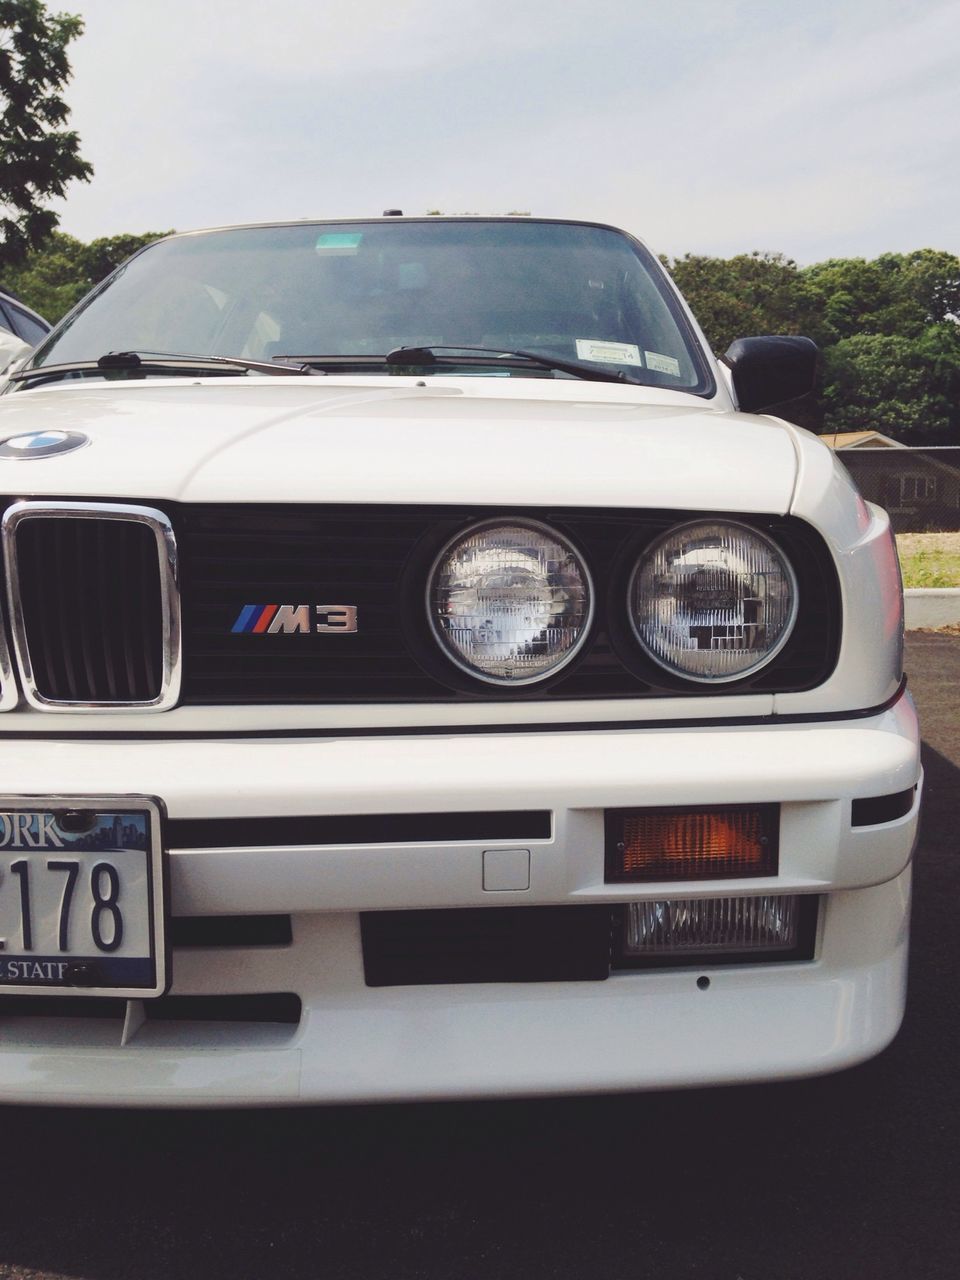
(53, 0, 959, 264)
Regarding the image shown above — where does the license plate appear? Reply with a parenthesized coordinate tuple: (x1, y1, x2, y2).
(0, 796, 167, 998)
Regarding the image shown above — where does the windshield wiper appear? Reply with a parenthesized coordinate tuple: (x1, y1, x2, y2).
(382, 344, 637, 384)
(99, 350, 317, 375)
(10, 350, 316, 387)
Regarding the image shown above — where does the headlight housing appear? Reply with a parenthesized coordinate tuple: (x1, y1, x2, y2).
(428, 520, 593, 685)
(629, 520, 798, 683)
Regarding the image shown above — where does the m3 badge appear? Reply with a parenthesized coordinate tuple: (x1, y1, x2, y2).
(232, 604, 358, 634)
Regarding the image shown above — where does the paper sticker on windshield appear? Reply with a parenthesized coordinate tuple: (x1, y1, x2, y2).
(316, 233, 362, 254)
(645, 350, 682, 377)
(575, 339, 643, 366)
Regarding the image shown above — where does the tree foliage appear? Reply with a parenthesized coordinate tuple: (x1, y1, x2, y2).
(0, 0, 91, 271)
(664, 248, 960, 442)
(667, 252, 825, 354)
(3, 228, 170, 320)
(803, 250, 960, 340)
(821, 325, 960, 441)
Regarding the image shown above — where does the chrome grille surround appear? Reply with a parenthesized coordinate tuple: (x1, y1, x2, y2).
(0, 597, 17, 711)
(2, 501, 182, 712)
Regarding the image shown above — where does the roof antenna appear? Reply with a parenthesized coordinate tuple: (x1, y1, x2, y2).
(383, 208, 403, 216)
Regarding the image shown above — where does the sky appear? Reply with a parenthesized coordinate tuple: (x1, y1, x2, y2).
(50, 0, 960, 264)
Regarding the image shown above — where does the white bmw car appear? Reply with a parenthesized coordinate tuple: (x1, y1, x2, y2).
(0, 217, 919, 1105)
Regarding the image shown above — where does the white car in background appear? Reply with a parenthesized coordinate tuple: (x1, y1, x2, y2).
(0, 289, 50, 377)
(0, 216, 919, 1105)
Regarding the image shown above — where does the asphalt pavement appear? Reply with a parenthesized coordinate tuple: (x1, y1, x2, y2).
(0, 633, 957, 1280)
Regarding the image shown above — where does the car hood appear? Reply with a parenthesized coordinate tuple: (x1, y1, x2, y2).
(0, 378, 799, 512)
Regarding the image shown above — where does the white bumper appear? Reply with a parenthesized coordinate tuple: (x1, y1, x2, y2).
(0, 692, 921, 1105)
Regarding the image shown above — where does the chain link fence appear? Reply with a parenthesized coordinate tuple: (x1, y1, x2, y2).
(832, 446, 960, 533)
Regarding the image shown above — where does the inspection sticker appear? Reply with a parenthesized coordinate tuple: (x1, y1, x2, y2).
(315, 233, 363, 254)
(575, 339, 643, 366)
(644, 350, 682, 377)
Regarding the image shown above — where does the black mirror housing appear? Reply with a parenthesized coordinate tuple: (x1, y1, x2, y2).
(722, 335, 818, 413)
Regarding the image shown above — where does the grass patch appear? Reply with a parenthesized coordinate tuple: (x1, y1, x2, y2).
(896, 533, 960, 587)
(898, 547, 960, 588)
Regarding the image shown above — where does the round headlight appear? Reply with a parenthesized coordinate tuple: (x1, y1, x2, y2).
(630, 521, 798, 683)
(428, 520, 593, 685)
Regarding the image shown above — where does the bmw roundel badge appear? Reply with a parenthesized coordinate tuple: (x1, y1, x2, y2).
(0, 430, 89, 460)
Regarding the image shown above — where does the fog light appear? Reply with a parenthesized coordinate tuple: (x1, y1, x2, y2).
(605, 805, 778, 882)
(621, 895, 801, 958)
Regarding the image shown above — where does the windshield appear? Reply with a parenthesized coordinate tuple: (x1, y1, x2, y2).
(31, 219, 713, 392)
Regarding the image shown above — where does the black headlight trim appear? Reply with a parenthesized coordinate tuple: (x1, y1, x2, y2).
(30, 499, 839, 706)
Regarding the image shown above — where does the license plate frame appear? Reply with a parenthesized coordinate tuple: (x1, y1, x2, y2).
(0, 794, 168, 999)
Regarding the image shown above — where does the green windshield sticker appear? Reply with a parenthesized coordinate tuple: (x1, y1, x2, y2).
(315, 233, 363, 253)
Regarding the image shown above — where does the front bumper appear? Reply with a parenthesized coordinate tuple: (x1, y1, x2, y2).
(0, 692, 921, 1105)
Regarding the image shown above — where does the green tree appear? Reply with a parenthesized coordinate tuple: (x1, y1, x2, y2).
(665, 251, 825, 355)
(666, 248, 960, 440)
(804, 252, 960, 439)
(3, 228, 169, 320)
(802, 250, 960, 342)
(2, 227, 84, 316)
(0, 0, 91, 271)
(78, 232, 168, 287)
(821, 325, 960, 442)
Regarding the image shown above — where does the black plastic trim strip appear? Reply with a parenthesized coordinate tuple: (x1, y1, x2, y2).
(362, 905, 613, 986)
(0, 676, 909, 741)
(145, 993, 302, 1024)
(169, 811, 552, 849)
(0, 992, 302, 1023)
(851, 786, 917, 827)
(170, 914, 293, 947)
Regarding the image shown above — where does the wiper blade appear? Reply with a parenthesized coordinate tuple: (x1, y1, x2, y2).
(11, 350, 315, 386)
(97, 350, 316, 376)
(382, 344, 636, 384)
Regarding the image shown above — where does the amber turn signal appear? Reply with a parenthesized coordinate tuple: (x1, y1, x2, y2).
(605, 805, 779, 882)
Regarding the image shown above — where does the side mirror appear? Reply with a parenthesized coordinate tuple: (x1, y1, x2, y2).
(722, 335, 818, 413)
